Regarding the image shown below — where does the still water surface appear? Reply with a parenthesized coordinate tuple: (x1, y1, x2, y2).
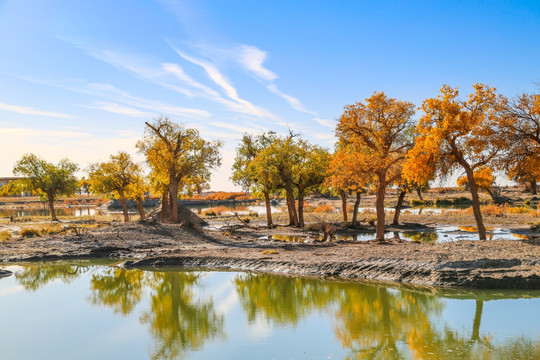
(1, 261, 540, 359)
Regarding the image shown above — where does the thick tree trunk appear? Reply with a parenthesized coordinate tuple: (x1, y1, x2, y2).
(263, 191, 273, 228)
(340, 190, 348, 223)
(297, 191, 305, 228)
(118, 192, 129, 222)
(161, 191, 169, 220)
(465, 167, 487, 240)
(416, 188, 423, 201)
(531, 178, 538, 195)
(392, 190, 407, 225)
(375, 175, 387, 241)
(169, 179, 179, 223)
(136, 197, 145, 219)
(48, 195, 58, 222)
(284, 182, 299, 226)
(352, 191, 361, 227)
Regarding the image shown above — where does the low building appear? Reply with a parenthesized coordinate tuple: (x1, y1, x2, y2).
(0, 177, 20, 187)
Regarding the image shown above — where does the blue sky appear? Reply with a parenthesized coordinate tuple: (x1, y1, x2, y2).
(1, 0, 539, 190)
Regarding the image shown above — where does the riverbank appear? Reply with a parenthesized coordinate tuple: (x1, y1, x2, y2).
(1, 221, 539, 289)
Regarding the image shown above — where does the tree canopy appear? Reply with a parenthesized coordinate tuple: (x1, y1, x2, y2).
(137, 116, 222, 223)
(337, 91, 416, 240)
(13, 153, 79, 221)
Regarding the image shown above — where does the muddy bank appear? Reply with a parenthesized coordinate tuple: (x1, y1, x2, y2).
(0, 222, 539, 289)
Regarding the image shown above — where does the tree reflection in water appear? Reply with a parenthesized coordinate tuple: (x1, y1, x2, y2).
(89, 269, 224, 360)
(140, 271, 225, 360)
(234, 273, 540, 359)
(11, 264, 540, 359)
(15, 263, 90, 291)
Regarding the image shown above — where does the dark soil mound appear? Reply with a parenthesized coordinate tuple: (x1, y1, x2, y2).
(146, 203, 208, 229)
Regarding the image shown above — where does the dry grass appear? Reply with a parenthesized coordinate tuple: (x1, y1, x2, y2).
(261, 249, 278, 255)
(20, 227, 41, 238)
(0, 230, 11, 241)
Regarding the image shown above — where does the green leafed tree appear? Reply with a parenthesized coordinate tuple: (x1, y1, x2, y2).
(87, 152, 143, 222)
(13, 153, 79, 221)
(137, 116, 222, 223)
(232, 132, 278, 227)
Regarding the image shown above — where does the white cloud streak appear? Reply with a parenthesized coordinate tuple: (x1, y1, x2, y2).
(235, 45, 277, 81)
(80, 102, 154, 118)
(313, 118, 336, 128)
(266, 84, 316, 115)
(0, 101, 74, 119)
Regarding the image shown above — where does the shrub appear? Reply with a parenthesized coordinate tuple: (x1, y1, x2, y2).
(435, 199, 453, 206)
(367, 216, 377, 226)
(240, 216, 251, 224)
(480, 204, 505, 216)
(524, 198, 531, 206)
(0, 231, 11, 241)
(20, 227, 41, 238)
(314, 203, 336, 213)
(39, 224, 65, 235)
(507, 206, 529, 214)
(203, 210, 217, 217)
(453, 196, 471, 204)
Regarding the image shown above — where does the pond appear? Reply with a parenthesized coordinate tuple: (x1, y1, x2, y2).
(1, 261, 540, 359)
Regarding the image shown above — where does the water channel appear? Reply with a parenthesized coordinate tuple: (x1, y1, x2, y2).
(1, 261, 539, 359)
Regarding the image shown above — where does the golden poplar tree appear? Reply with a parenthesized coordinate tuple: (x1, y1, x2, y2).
(337, 92, 415, 240)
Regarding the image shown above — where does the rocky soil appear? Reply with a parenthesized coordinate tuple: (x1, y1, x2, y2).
(1, 221, 540, 289)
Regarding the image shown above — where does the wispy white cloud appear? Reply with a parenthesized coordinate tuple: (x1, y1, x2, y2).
(191, 43, 314, 115)
(0, 101, 74, 119)
(88, 50, 194, 97)
(86, 83, 211, 119)
(171, 46, 279, 119)
(1, 127, 89, 139)
(161, 62, 220, 97)
(80, 101, 154, 118)
(313, 118, 336, 128)
(266, 84, 316, 115)
(209, 121, 261, 134)
(235, 45, 277, 81)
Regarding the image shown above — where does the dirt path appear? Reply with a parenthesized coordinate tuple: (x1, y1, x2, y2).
(1, 222, 539, 289)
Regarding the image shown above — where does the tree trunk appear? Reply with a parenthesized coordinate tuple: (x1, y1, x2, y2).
(118, 192, 129, 222)
(297, 191, 305, 228)
(340, 190, 348, 223)
(465, 166, 487, 240)
(471, 300, 483, 341)
(392, 190, 407, 225)
(161, 191, 169, 220)
(263, 191, 273, 228)
(416, 188, 423, 201)
(284, 182, 299, 226)
(48, 194, 58, 222)
(352, 191, 361, 227)
(136, 197, 145, 219)
(530, 178, 538, 195)
(169, 179, 179, 223)
(375, 174, 387, 241)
